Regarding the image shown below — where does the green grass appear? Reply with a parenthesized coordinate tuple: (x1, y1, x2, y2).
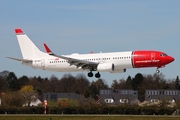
(0, 115, 179, 120)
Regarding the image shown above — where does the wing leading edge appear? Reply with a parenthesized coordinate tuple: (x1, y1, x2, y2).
(43, 43, 98, 71)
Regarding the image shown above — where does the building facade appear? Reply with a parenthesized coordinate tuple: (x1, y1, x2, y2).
(43, 93, 81, 101)
(145, 90, 180, 102)
(100, 89, 138, 105)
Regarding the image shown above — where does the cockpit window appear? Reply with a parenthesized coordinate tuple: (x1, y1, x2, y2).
(160, 53, 168, 56)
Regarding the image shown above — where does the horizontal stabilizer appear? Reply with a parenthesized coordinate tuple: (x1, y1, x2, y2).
(6, 57, 32, 62)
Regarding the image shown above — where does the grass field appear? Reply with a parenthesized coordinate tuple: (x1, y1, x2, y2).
(0, 115, 179, 120)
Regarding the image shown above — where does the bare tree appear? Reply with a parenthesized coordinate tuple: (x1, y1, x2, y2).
(1, 91, 24, 107)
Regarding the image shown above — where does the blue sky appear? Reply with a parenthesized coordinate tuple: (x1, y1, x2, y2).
(0, 0, 179, 86)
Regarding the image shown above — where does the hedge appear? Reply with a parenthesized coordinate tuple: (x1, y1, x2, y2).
(0, 105, 175, 115)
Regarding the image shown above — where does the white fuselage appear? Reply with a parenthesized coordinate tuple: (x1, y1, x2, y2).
(23, 51, 133, 73)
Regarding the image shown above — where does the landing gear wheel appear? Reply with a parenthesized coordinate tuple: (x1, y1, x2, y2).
(95, 72, 101, 78)
(156, 69, 160, 73)
(88, 72, 93, 77)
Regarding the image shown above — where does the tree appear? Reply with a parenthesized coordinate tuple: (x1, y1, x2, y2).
(18, 75, 29, 87)
(132, 73, 144, 102)
(94, 79, 108, 90)
(89, 79, 108, 100)
(0, 70, 10, 78)
(111, 80, 119, 89)
(152, 73, 167, 89)
(89, 81, 99, 100)
(111, 78, 133, 89)
(1, 91, 24, 107)
(29, 77, 44, 94)
(125, 76, 132, 89)
(59, 74, 77, 92)
(6, 72, 20, 91)
(84, 90, 90, 98)
(0, 76, 8, 92)
(132, 73, 144, 90)
(44, 75, 60, 92)
(75, 74, 90, 94)
(175, 76, 180, 90)
(20, 85, 37, 106)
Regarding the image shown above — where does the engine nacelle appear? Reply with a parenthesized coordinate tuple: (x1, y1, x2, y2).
(97, 63, 126, 73)
(97, 63, 115, 72)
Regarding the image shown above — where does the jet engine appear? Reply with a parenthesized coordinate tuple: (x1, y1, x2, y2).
(97, 63, 126, 73)
(97, 63, 114, 72)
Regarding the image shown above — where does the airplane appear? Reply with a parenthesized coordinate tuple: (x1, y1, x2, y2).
(7, 28, 175, 78)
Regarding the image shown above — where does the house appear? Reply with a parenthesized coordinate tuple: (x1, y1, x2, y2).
(100, 89, 138, 105)
(23, 96, 42, 106)
(145, 89, 180, 102)
(43, 93, 82, 101)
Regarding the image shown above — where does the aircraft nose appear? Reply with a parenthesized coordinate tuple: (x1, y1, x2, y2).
(168, 56, 175, 63)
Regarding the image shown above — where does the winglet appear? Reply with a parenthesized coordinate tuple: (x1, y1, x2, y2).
(43, 43, 53, 54)
(15, 28, 24, 35)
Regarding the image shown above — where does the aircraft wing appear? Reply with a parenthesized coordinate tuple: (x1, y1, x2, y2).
(43, 44, 98, 70)
(6, 57, 32, 62)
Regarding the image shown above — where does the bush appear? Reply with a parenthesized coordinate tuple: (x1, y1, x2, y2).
(0, 106, 44, 114)
(0, 105, 175, 115)
(140, 106, 175, 115)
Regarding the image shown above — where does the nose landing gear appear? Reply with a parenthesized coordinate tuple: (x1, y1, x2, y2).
(156, 69, 160, 73)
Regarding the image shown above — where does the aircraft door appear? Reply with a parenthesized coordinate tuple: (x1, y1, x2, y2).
(151, 53, 155, 63)
(100, 57, 105, 63)
(41, 59, 45, 67)
(99, 53, 105, 63)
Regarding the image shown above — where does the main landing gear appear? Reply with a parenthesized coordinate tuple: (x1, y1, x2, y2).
(95, 72, 101, 78)
(88, 72, 101, 78)
(88, 72, 93, 77)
